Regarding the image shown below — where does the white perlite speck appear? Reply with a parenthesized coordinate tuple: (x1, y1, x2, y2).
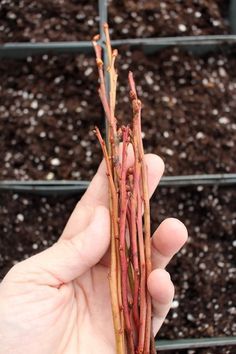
(187, 314, 195, 321)
(144, 73, 154, 85)
(195, 11, 202, 18)
(84, 67, 93, 76)
(212, 20, 220, 26)
(141, 132, 146, 138)
(7, 12, 16, 20)
(37, 109, 44, 117)
(40, 131, 46, 138)
(163, 131, 169, 138)
(180, 152, 187, 159)
(219, 67, 227, 77)
(114, 16, 123, 24)
(212, 109, 218, 115)
(178, 24, 187, 32)
(166, 148, 174, 156)
(50, 158, 61, 166)
(46, 172, 55, 180)
(171, 300, 179, 309)
(196, 132, 204, 139)
(219, 117, 229, 124)
(17, 214, 24, 222)
(31, 100, 38, 109)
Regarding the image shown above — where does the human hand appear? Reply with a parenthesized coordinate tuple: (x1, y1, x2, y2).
(0, 154, 188, 354)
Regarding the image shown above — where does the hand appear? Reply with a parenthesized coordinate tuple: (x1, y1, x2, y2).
(0, 154, 187, 354)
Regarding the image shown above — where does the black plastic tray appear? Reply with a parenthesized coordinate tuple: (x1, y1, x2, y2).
(1, 174, 236, 196)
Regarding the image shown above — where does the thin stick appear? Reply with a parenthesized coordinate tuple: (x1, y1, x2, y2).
(104, 23, 112, 66)
(119, 127, 135, 353)
(92, 35, 119, 170)
(137, 187, 147, 353)
(92, 38, 111, 125)
(129, 71, 155, 354)
(129, 158, 140, 330)
(104, 25, 120, 173)
(94, 127, 125, 353)
(131, 100, 147, 353)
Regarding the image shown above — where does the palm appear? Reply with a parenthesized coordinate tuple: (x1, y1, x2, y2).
(1, 265, 112, 354)
(0, 155, 187, 354)
(73, 265, 114, 352)
(51, 264, 115, 354)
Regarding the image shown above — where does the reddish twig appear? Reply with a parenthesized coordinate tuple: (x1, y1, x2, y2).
(129, 150, 140, 331)
(119, 127, 135, 353)
(94, 127, 125, 353)
(129, 71, 155, 354)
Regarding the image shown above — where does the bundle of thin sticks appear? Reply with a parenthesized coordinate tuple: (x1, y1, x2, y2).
(93, 24, 156, 354)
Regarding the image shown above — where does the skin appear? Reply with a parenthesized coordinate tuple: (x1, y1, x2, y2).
(0, 153, 188, 354)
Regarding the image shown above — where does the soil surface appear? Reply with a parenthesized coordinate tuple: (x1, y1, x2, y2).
(0, 192, 77, 277)
(0, 53, 102, 180)
(116, 46, 236, 175)
(0, 1, 231, 42)
(0, 0, 99, 43)
(1, 47, 236, 180)
(109, 0, 230, 38)
(152, 186, 236, 350)
(161, 346, 235, 354)
(0, 186, 235, 354)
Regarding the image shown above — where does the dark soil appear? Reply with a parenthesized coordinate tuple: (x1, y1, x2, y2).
(0, 186, 235, 354)
(0, 53, 102, 180)
(1, 47, 236, 180)
(116, 46, 236, 175)
(109, 0, 230, 38)
(0, 192, 77, 277)
(151, 186, 236, 346)
(161, 346, 235, 354)
(0, 0, 99, 43)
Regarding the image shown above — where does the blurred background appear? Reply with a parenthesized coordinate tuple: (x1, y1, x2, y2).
(0, 1, 235, 353)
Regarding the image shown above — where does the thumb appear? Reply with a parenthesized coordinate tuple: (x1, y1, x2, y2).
(10, 206, 110, 287)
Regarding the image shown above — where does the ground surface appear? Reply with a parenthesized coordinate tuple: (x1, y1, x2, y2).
(1, 47, 236, 180)
(117, 46, 236, 175)
(0, 54, 102, 180)
(0, 1, 231, 43)
(109, 0, 230, 38)
(0, 0, 99, 42)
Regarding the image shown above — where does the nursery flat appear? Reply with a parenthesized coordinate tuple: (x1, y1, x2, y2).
(0, 54, 102, 180)
(161, 345, 234, 354)
(0, 0, 99, 43)
(152, 186, 236, 352)
(109, 0, 230, 38)
(116, 46, 236, 175)
(0, 193, 77, 277)
(1, 48, 236, 180)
